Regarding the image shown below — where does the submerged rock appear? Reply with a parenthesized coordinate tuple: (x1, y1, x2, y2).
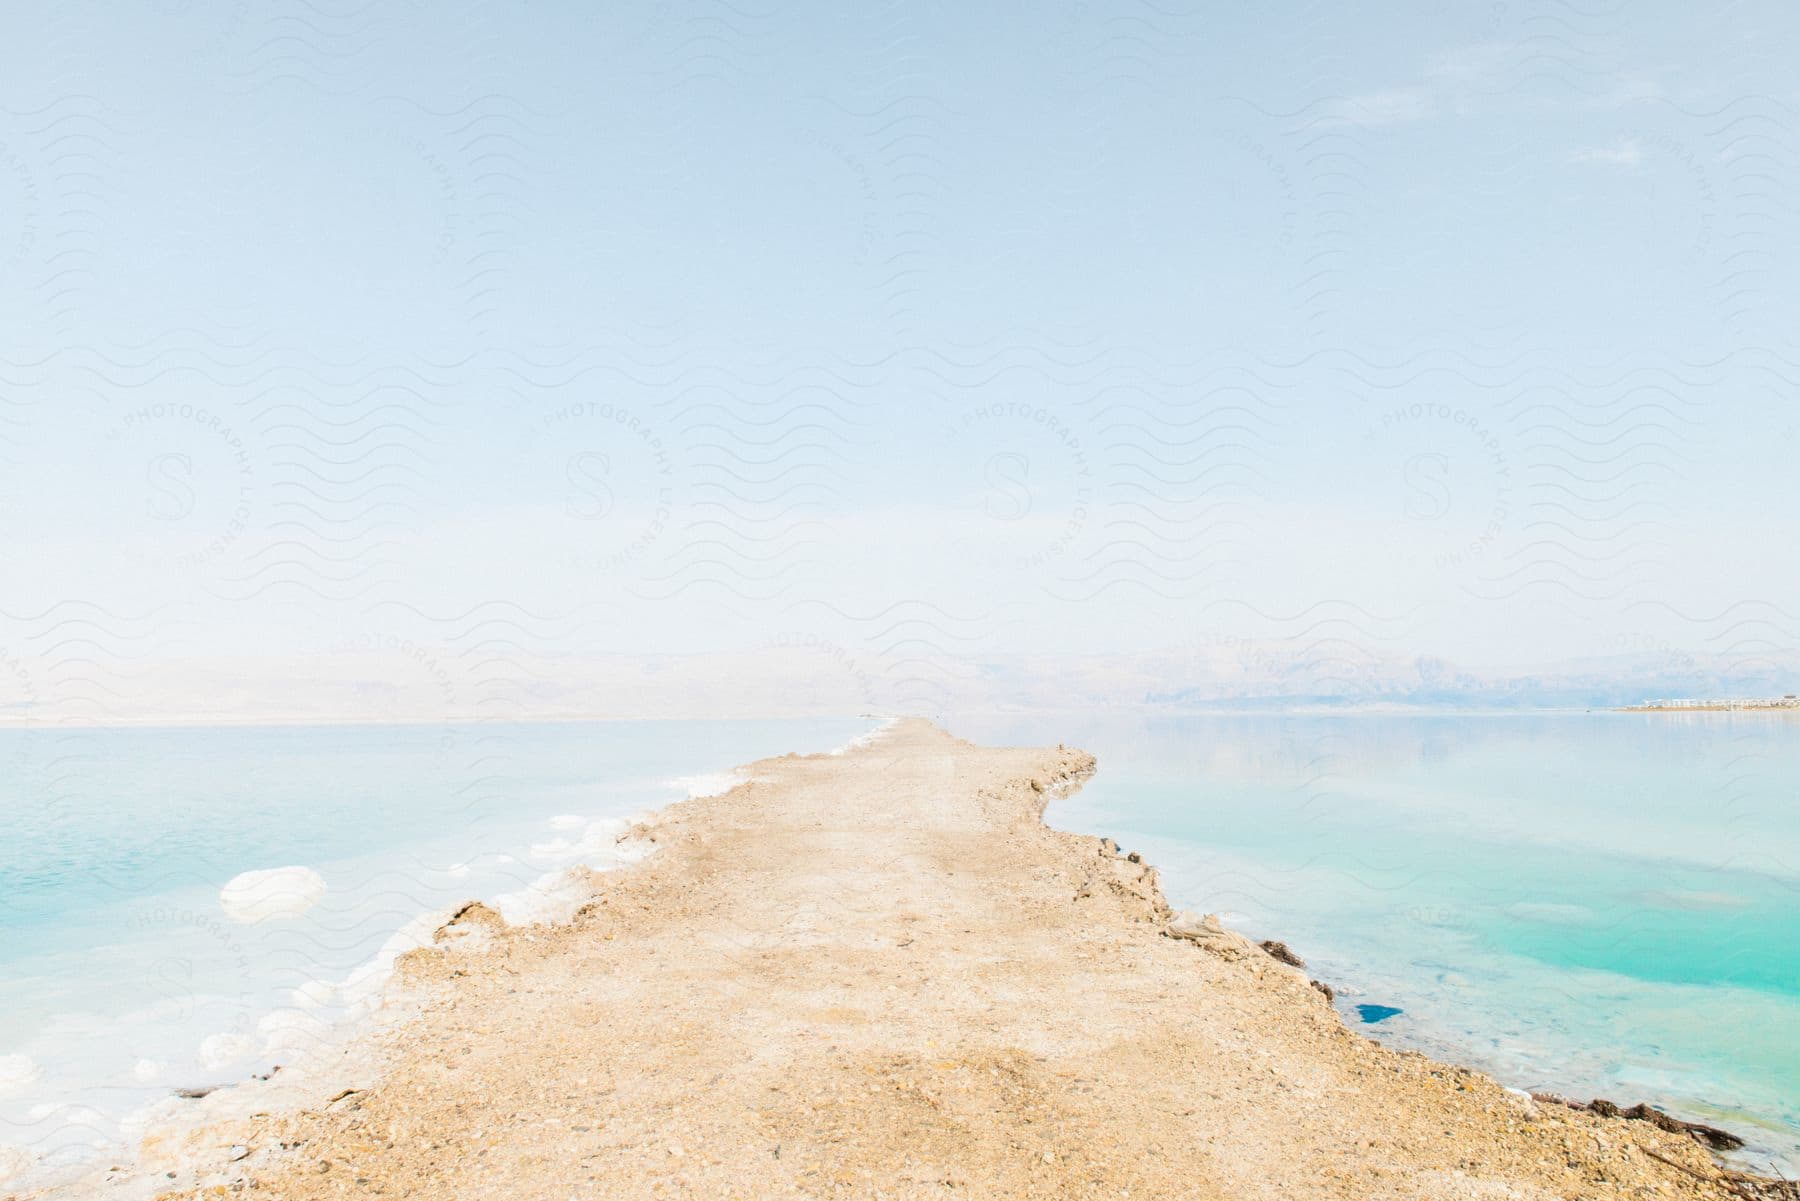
(1355, 1004, 1403, 1024)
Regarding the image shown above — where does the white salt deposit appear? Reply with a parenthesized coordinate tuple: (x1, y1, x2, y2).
(490, 867, 597, 927)
(258, 1010, 330, 1058)
(0, 1055, 41, 1098)
(197, 1033, 255, 1071)
(219, 866, 327, 924)
(291, 979, 338, 1009)
(667, 771, 744, 799)
(335, 909, 451, 1014)
(529, 816, 630, 863)
(828, 719, 895, 755)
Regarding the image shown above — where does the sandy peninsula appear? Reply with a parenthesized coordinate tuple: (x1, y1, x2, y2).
(46, 719, 1791, 1200)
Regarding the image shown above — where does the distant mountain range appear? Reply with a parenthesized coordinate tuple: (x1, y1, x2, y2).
(1, 645, 1794, 726)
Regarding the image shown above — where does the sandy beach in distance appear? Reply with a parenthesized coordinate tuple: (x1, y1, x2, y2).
(36, 719, 1788, 1200)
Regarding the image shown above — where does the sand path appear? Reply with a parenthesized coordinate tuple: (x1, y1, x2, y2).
(126, 720, 1752, 1200)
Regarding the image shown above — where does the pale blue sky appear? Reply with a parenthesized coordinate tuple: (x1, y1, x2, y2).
(2, 0, 1797, 715)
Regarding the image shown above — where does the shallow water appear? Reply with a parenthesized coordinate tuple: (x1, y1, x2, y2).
(951, 710, 1800, 1174)
(0, 717, 875, 1186)
(5, 710, 1794, 1183)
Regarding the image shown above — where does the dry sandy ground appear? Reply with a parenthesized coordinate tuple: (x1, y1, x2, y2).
(43, 719, 1779, 1200)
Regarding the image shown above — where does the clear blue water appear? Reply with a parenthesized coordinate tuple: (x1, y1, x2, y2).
(4, 711, 1795, 1182)
(950, 710, 1800, 1174)
(0, 717, 875, 1185)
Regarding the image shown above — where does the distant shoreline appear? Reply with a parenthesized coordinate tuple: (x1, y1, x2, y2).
(1620, 699, 1800, 713)
(0, 703, 1781, 732)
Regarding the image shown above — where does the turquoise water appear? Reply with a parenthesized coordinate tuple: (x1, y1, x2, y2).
(0, 717, 875, 1186)
(951, 711, 1800, 1174)
(5, 712, 1795, 1183)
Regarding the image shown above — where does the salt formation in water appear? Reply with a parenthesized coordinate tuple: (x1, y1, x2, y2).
(218, 866, 327, 924)
(197, 1033, 256, 1070)
(0, 1055, 41, 1098)
(667, 771, 745, 799)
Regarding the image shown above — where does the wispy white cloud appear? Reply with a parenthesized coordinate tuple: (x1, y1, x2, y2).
(1571, 138, 1644, 167)
(1328, 86, 1434, 127)
(1332, 41, 1662, 130)
(1424, 41, 1515, 85)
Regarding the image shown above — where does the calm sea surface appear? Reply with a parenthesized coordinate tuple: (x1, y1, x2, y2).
(952, 710, 1800, 1174)
(3, 711, 1795, 1183)
(0, 717, 875, 1186)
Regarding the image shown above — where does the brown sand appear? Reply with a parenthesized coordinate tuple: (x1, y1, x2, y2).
(68, 720, 1773, 1199)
